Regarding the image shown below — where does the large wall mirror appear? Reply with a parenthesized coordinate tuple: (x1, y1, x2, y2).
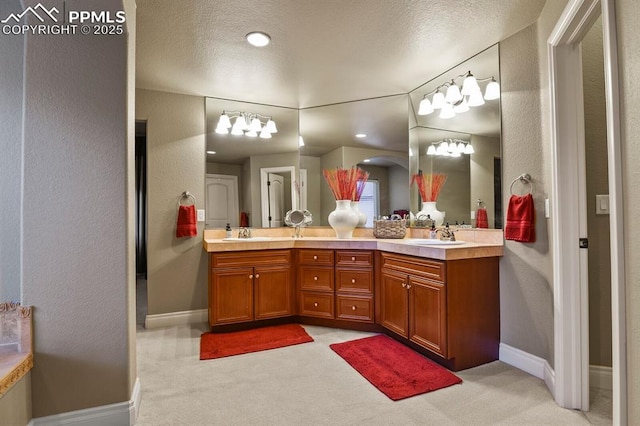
(205, 98, 300, 229)
(408, 44, 502, 228)
(298, 95, 410, 226)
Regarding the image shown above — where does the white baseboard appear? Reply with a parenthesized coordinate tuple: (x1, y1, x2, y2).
(145, 308, 207, 329)
(29, 378, 140, 426)
(499, 343, 549, 379)
(590, 365, 612, 390)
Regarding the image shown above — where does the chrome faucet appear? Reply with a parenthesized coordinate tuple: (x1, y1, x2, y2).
(238, 227, 252, 239)
(439, 224, 456, 241)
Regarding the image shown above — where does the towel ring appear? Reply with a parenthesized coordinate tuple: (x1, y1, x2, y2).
(177, 191, 197, 209)
(509, 174, 533, 196)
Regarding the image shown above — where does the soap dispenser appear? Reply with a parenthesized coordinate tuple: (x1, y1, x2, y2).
(225, 223, 232, 238)
(429, 224, 437, 239)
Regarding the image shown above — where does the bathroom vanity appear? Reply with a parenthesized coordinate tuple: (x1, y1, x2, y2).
(204, 231, 502, 371)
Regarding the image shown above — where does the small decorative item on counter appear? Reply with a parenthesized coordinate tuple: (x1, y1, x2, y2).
(415, 213, 435, 228)
(225, 223, 232, 238)
(323, 167, 368, 239)
(429, 224, 438, 239)
(373, 214, 407, 239)
(411, 171, 447, 227)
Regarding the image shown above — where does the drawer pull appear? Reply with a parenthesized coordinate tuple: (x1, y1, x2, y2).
(351, 278, 356, 283)
(313, 255, 318, 260)
(351, 256, 356, 261)
(407, 284, 412, 289)
(249, 274, 253, 279)
(351, 306, 357, 311)
(401, 282, 406, 288)
(255, 274, 259, 279)
(314, 302, 318, 307)
(314, 276, 318, 281)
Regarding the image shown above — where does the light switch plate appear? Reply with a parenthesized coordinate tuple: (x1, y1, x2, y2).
(595, 194, 609, 215)
(470, 210, 476, 220)
(197, 209, 205, 222)
(544, 198, 550, 218)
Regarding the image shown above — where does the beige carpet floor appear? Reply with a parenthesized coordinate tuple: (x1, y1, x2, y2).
(136, 323, 611, 425)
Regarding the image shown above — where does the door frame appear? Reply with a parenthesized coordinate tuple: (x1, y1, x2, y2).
(548, 0, 626, 422)
(259, 166, 297, 227)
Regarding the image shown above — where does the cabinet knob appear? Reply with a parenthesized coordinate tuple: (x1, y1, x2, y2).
(314, 276, 318, 281)
(407, 284, 412, 289)
(314, 302, 318, 307)
(401, 282, 406, 288)
(249, 274, 253, 279)
(255, 274, 259, 279)
(313, 255, 318, 260)
(351, 256, 356, 261)
(351, 278, 356, 283)
(351, 306, 357, 311)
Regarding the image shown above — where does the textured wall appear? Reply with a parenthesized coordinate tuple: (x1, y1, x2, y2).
(21, 0, 131, 416)
(582, 17, 612, 368)
(0, 0, 23, 303)
(136, 89, 208, 315)
(617, 0, 640, 421)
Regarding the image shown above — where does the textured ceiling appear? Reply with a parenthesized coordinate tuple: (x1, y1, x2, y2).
(136, 0, 545, 108)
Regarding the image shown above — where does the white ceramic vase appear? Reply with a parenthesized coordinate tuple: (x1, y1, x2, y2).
(350, 201, 367, 227)
(328, 200, 359, 239)
(418, 201, 445, 227)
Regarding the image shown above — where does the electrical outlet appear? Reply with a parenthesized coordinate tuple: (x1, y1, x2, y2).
(197, 209, 205, 222)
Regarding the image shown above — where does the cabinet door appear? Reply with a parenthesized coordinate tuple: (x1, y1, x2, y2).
(254, 265, 293, 320)
(379, 269, 409, 338)
(409, 276, 447, 358)
(210, 267, 253, 325)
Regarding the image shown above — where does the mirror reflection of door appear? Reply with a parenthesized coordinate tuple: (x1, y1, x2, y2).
(205, 174, 239, 228)
(266, 173, 285, 227)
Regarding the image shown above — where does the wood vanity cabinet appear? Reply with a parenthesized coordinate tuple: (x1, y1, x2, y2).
(297, 249, 374, 322)
(377, 251, 499, 371)
(209, 250, 294, 326)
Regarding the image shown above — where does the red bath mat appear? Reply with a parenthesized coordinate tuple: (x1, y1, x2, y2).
(200, 323, 314, 360)
(330, 334, 462, 400)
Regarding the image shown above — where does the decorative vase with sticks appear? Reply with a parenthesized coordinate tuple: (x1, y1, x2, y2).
(323, 167, 368, 238)
(351, 168, 369, 227)
(411, 171, 447, 227)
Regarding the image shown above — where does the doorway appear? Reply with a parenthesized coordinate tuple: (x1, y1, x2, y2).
(259, 166, 297, 228)
(548, 0, 625, 422)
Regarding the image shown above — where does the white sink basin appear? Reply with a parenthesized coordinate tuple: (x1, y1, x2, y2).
(405, 239, 465, 246)
(222, 237, 273, 242)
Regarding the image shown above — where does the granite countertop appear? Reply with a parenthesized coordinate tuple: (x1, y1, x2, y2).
(203, 234, 503, 260)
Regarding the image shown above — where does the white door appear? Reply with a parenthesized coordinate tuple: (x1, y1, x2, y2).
(205, 174, 239, 228)
(264, 173, 284, 227)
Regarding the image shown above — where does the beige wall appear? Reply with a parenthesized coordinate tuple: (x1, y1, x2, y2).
(582, 17, 612, 368)
(300, 155, 321, 217)
(617, 0, 640, 421)
(21, 0, 133, 417)
(136, 89, 208, 315)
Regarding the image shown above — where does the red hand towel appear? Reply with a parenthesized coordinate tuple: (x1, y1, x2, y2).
(176, 205, 197, 238)
(505, 193, 535, 242)
(476, 208, 488, 228)
(240, 211, 249, 227)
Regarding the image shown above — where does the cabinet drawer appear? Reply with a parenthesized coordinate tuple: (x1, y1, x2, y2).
(212, 250, 291, 268)
(335, 250, 373, 267)
(299, 291, 334, 319)
(299, 266, 334, 292)
(335, 269, 373, 294)
(298, 249, 334, 266)
(380, 252, 445, 283)
(336, 295, 373, 322)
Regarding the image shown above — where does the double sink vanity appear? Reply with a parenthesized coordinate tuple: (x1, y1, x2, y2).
(203, 228, 503, 371)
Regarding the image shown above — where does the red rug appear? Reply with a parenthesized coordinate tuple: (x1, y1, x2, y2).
(200, 323, 314, 360)
(330, 334, 462, 400)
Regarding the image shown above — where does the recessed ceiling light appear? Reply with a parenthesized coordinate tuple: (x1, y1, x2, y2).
(355, 133, 367, 138)
(206, 151, 216, 155)
(363, 159, 371, 163)
(246, 32, 271, 47)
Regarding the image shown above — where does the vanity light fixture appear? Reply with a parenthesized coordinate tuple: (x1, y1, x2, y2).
(426, 138, 474, 156)
(418, 70, 499, 119)
(246, 31, 271, 47)
(215, 110, 277, 138)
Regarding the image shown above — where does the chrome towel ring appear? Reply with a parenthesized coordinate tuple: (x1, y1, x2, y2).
(509, 174, 532, 196)
(177, 191, 197, 209)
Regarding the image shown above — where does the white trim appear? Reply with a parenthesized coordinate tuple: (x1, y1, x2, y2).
(544, 361, 557, 398)
(548, 0, 626, 422)
(590, 365, 613, 391)
(28, 378, 140, 426)
(499, 343, 549, 380)
(145, 308, 208, 329)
